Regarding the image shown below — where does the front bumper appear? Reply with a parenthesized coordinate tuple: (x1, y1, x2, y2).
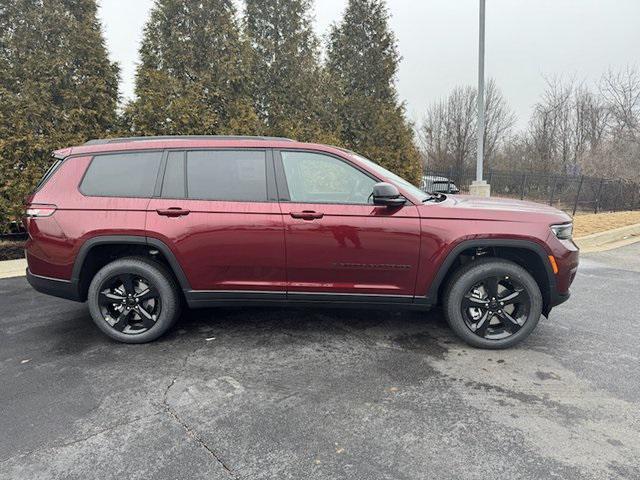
(549, 291, 570, 308)
(544, 236, 579, 316)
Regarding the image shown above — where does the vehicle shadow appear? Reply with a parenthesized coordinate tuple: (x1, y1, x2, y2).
(162, 305, 456, 357)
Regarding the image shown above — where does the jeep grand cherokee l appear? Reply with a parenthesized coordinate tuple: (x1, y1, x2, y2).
(23, 136, 579, 348)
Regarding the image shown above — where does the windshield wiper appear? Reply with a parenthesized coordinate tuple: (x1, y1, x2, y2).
(423, 191, 446, 202)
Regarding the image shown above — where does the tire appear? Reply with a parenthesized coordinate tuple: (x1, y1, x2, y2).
(87, 256, 181, 343)
(443, 258, 543, 349)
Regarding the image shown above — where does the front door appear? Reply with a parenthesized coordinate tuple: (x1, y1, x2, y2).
(146, 149, 286, 298)
(275, 150, 421, 302)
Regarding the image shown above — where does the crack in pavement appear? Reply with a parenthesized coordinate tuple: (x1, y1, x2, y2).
(161, 406, 237, 478)
(161, 344, 239, 479)
(0, 412, 163, 465)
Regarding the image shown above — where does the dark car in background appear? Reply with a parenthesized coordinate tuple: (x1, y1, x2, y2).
(421, 175, 460, 194)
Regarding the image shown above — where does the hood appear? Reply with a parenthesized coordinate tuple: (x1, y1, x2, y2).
(450, 195, 568, 214)
(420, 194, 572, 224)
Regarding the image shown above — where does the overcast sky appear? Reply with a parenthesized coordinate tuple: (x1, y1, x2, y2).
(98, 0, 640, 131)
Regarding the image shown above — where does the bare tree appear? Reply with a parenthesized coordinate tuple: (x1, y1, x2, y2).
(600, 66, 640, 139)
(483, 79, 517, 162)
(418, 99, 450, 170)
(588, 66, 640, 181)
(419, 79, 515, 172)
(526, 77, 609, 174)
(421, 69, 640, 183)
(573, 86, 609, 155)
(418, 85, 475, 172)
(526, 76, 573, 173)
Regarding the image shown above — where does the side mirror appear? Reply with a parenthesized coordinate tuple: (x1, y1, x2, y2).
(372, 182, 405, 207)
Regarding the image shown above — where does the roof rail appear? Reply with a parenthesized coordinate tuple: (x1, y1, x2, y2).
(83, 135, 295, 146)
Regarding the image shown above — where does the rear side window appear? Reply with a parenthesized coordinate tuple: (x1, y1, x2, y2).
(186, 150, 267, 201)
(161, 151, 186, 198)
(80, 152, 163, 197)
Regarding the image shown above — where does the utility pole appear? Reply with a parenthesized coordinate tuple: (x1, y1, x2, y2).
(470, 0, 491, 197)
(476, 0, 485, 182)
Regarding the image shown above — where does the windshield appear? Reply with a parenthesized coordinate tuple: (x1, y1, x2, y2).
(348, 152, 431, 201)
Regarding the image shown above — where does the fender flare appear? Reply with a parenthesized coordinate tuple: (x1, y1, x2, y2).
(71, 235, 191, 292)
(422, 238, 557, 309)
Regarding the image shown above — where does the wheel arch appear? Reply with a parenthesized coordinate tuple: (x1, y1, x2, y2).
(71, 235, 191, 301)
(424, 239, 557, 315)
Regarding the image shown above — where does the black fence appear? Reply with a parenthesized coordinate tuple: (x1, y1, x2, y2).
(424, 167, 640, 215)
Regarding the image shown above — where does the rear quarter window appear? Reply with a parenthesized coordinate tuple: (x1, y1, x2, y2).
(33, 158, 63, 192)
(80, 151, 163, 197)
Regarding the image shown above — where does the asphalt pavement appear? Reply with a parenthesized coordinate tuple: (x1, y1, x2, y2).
(1, 243, 639, 479)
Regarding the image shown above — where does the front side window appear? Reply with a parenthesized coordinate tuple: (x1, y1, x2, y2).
(80, 151, 163, 197)
(350, 152, 428, 201)
(186, 150, 267, 202)
(280, 151, 377, 204)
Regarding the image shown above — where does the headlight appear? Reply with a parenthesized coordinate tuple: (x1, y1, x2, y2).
(551, 223, 573, 240)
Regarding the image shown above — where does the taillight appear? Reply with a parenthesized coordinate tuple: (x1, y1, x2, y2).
(25, 204, 57, 217)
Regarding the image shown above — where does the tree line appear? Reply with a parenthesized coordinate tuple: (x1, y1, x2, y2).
(420, 68, 640, 184)
(0, 0, 421, 230)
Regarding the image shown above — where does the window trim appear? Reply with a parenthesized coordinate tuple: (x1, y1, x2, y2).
(158, 147, 277, 203)
(274, 148, 398, 206)
(156, 150, 185, 199)
(78, 149, 166, 199)
(33, 157, 64, 193)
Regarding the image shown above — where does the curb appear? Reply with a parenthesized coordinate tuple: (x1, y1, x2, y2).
(0, 258, 27, 279)
(575, 223, 640, 253)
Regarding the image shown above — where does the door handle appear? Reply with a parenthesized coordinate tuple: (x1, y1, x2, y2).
(290, 210, 324, 220)
(156, 208, 190, 217)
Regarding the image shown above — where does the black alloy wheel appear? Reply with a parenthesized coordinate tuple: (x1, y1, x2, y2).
(443, 258, 543, 349)
(87, 257, 181, 343)
(461, 275, 530, 340)
(98, 273, 161, 334)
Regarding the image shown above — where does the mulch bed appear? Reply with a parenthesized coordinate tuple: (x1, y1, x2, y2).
(0, 240, 25, 261)
(574, 211, 640, 237)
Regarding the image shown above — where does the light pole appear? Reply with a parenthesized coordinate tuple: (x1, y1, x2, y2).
(470, 0, 491, 197)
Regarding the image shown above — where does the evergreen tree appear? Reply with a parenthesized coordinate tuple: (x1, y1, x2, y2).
(124, 0, 259, 136)
(0, 0, 119, 230)
(328, 0, 421, 184)
(244, 0, 339, 143)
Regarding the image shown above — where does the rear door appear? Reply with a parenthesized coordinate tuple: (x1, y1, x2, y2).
(275, 149, 421, 301)
(146, 148, 286, 298)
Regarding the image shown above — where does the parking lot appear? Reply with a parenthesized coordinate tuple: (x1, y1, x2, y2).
(1, 243, 639, 479)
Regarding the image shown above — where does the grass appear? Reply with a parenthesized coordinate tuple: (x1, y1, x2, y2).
(574, 211, 640, 238)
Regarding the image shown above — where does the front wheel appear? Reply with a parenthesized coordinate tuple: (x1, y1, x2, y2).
(443, 258, 543, 349)
(87, 257, 181, 343)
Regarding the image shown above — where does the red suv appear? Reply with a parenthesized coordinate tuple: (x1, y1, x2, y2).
(24, 136, 578, 348)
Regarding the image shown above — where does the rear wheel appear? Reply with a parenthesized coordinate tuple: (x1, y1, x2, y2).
(87, 257, 181, 343)
(443, 258, 543, 349)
